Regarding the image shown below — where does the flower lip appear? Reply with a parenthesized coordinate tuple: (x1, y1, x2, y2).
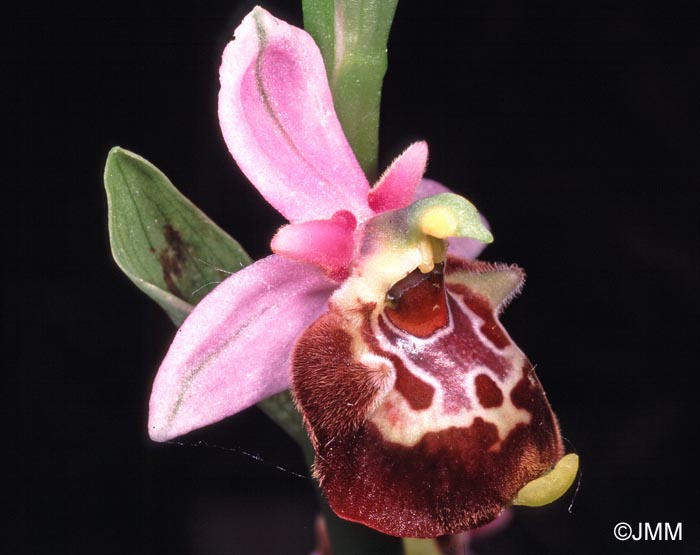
(293, 255, 567, 537)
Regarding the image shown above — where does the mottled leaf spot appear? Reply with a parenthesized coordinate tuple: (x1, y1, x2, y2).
(160, 224, 188, 297)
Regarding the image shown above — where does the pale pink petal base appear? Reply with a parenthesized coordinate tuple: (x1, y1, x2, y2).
(271, 211, 357, 281)
(219, 7, 372, 223)
(415, 178, 490, 260)
(148, 255, 335, 442)
(368, 141, 428, 213)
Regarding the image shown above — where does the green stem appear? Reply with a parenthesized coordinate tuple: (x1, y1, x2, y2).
(302, 0, 398, 181)
(297, 2, 402, 551)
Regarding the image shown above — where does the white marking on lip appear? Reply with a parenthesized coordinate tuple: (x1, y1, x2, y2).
(368, 366, 531, 447)
(368, 301, 531, 447)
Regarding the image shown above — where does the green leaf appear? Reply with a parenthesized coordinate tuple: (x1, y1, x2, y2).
(303, 0, 398, 181)
(104, 147, 252, 325)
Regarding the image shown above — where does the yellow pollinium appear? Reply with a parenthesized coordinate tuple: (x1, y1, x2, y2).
(419, 206, 459, 239)
(416, 236, 447, 274)
(512, 453, 579, 507)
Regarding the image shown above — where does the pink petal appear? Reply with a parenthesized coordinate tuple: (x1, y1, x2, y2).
(415, 178, 490, 259)
(368, 141, 429, 213)
(218, 7, 372, 223)
(271, 211, 357, 281)
(148, 255, 336, 442)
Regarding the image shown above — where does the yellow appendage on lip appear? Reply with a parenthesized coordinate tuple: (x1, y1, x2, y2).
(512, 453, 579, 507)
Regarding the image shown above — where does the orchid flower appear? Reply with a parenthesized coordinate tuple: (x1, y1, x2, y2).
(147, 6, 577, 538)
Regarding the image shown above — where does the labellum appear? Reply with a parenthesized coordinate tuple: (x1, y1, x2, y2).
(292, 195, 567, 537)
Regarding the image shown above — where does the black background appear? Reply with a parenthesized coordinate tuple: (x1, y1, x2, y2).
(11, 1, 699, 554)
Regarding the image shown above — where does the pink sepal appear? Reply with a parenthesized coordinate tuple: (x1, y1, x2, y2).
(368, 141, 428, 213)
(147, 255, 335, 442)
(415, 178, 490, 259)
(218, 7, 372, 223)
(271, 211, 357, 281)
